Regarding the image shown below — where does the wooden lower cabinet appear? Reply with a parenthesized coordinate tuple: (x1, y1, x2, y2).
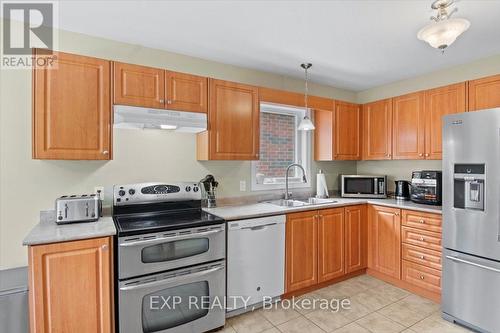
(28, 237, 113, 333)
(402, 260, 441, 294)
(318, 208, 345, 282)
(285, 206, 367, 294)
(345, 205, 368, 273)
(367, 205, 401, 279)
(285, 211, 318, 292)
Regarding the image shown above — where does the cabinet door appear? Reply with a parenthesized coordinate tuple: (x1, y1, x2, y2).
(29, 237, 113, 333)
(392, 92, 425, 160)
(165, 71, 208, 113)
(208, 79, 259, 160)
(318, 208, 345, 282)
(362, 99, 393, 160)
(33, 50, 111, 160)
(334, 101, 361, 160)
(368, 205, 401, 279)
(285, 211, 318, 293)
(314, 109, 334, 161)
(345, 205, 368, 274)
(468, 74, 500, 111)
(113, 62, 165, 108)
(425, 83, 466, 159)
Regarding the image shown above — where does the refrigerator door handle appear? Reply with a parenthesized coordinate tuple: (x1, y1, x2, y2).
(446, 255, 500, 274)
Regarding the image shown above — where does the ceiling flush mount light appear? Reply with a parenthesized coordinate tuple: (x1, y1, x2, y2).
(417, 0, 470, 52)
(298, 63, 315, 131)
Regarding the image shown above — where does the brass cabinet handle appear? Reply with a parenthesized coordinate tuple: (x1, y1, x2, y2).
(167, 100, 172, 104)
(420, 275, 425, 280)
(420, 237, 425, 241)
(419, 219, 425, 224)
(159, 99, 165, 104)
(419, 255, 425, 260)
(102, 150, 109, 155)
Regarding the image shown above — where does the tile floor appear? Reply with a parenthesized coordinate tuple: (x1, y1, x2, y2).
(220, 275, 472, 333)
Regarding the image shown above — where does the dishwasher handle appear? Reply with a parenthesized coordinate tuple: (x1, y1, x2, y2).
(241, 222, 277, 231)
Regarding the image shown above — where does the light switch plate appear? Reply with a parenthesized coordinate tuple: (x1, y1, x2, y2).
(239, 181, 246, 192)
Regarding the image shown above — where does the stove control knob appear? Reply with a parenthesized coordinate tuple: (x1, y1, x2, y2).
(193, 186, 199, 193)
(129, 189, 136, 195)
(118, 190, 126, 196)
(185, 186, 191, 192)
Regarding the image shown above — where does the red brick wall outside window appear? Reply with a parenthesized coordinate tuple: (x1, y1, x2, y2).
(256, 112, 296, 179)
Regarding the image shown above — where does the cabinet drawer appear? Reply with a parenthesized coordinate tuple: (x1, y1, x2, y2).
(402, 243, 442, 271)
(401, 226, 442, 252)
(402, 260, 441, 294)
(402, 210, 442, 232)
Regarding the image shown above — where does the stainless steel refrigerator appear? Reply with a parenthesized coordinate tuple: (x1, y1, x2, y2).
(442, 108, 500, 332)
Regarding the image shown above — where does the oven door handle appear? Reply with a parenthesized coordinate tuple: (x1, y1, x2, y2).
(119, 265, 224, 291)
(445, 256, 500, 274)
(119, 229, 223, 247)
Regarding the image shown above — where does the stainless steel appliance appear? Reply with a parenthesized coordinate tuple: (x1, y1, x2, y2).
(442, 108, 500, 332)
(113, 182, 226, 333)
(340, 175, 387, 198)
(227, 215, 285, 315)
(394, 180, 411, 200)
(55, 194, 101, 224)
(410, 171, 442, 205)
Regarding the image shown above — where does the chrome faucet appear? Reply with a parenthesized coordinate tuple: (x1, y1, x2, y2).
(284, 163, 307, 200)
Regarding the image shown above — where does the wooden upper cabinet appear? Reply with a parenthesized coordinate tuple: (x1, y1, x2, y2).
(285, 211, 318, 293)
(33, 50, 111, 160)
(362, 99, 393, 160)
(199, 79, 259, 160)
(314, 109, 334, 161)
(318, 208, 345, 282)
(392, 92, 425, 160)
(334, 101, 361, 160)
(368, 205, 401, 279)
(165, 71, 208, 113)
(113, 62, 165, 108)
(345, 205, 368, 274)
(468, 74, 500, 111)
(425, 83, 466, 159)
(29, 237, 113, 333)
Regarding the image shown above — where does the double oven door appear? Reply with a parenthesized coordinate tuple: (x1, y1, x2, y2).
(119, 261, 225, 333)
(118, 223, 225, 279)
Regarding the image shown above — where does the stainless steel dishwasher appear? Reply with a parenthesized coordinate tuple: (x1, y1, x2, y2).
(226, 215, 285, 315)
(0, 267, 29, 333)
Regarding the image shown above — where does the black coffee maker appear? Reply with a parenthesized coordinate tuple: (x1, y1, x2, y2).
(395, 180, 411, 200)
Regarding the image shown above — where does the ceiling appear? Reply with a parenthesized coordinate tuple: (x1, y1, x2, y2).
(53, 1, 500, 91)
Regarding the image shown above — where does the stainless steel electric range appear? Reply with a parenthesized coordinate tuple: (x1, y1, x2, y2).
(112, 182, 226, 333)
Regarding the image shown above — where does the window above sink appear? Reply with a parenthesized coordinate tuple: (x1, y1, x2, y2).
(251, 103, 311, 191)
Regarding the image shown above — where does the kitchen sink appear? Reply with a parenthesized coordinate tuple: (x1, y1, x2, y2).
(266, 197, 337, 207)
(266, 199, 311, 207)
(299, 197, 338, 205)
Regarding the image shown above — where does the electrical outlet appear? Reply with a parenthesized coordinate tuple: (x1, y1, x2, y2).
(94, 186, 104, 195)
(239, 181, 246, 192)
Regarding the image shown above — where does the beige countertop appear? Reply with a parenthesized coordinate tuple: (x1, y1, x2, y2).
(203, 197, 441, 221)
(23, 210, 116, 246)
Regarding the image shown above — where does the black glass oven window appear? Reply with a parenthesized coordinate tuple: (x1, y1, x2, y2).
(141, 238, 209, 263)
(142, 281, 209, 332)
(344, 178, 374, 194)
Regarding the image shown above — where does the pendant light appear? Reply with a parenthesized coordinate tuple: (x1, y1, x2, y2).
(417, 0, 470, 52)
(298, 63, 315, 131)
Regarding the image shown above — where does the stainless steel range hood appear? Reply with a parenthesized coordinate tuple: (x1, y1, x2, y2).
(113, 105, 207, 133)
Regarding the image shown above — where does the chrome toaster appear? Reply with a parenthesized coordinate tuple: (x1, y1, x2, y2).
(55, 194, 102, 224)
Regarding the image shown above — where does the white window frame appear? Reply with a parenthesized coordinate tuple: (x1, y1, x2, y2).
(251, 103, 312, 191)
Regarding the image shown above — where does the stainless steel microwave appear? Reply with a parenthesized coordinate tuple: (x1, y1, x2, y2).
(340, 175, 387, 198)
